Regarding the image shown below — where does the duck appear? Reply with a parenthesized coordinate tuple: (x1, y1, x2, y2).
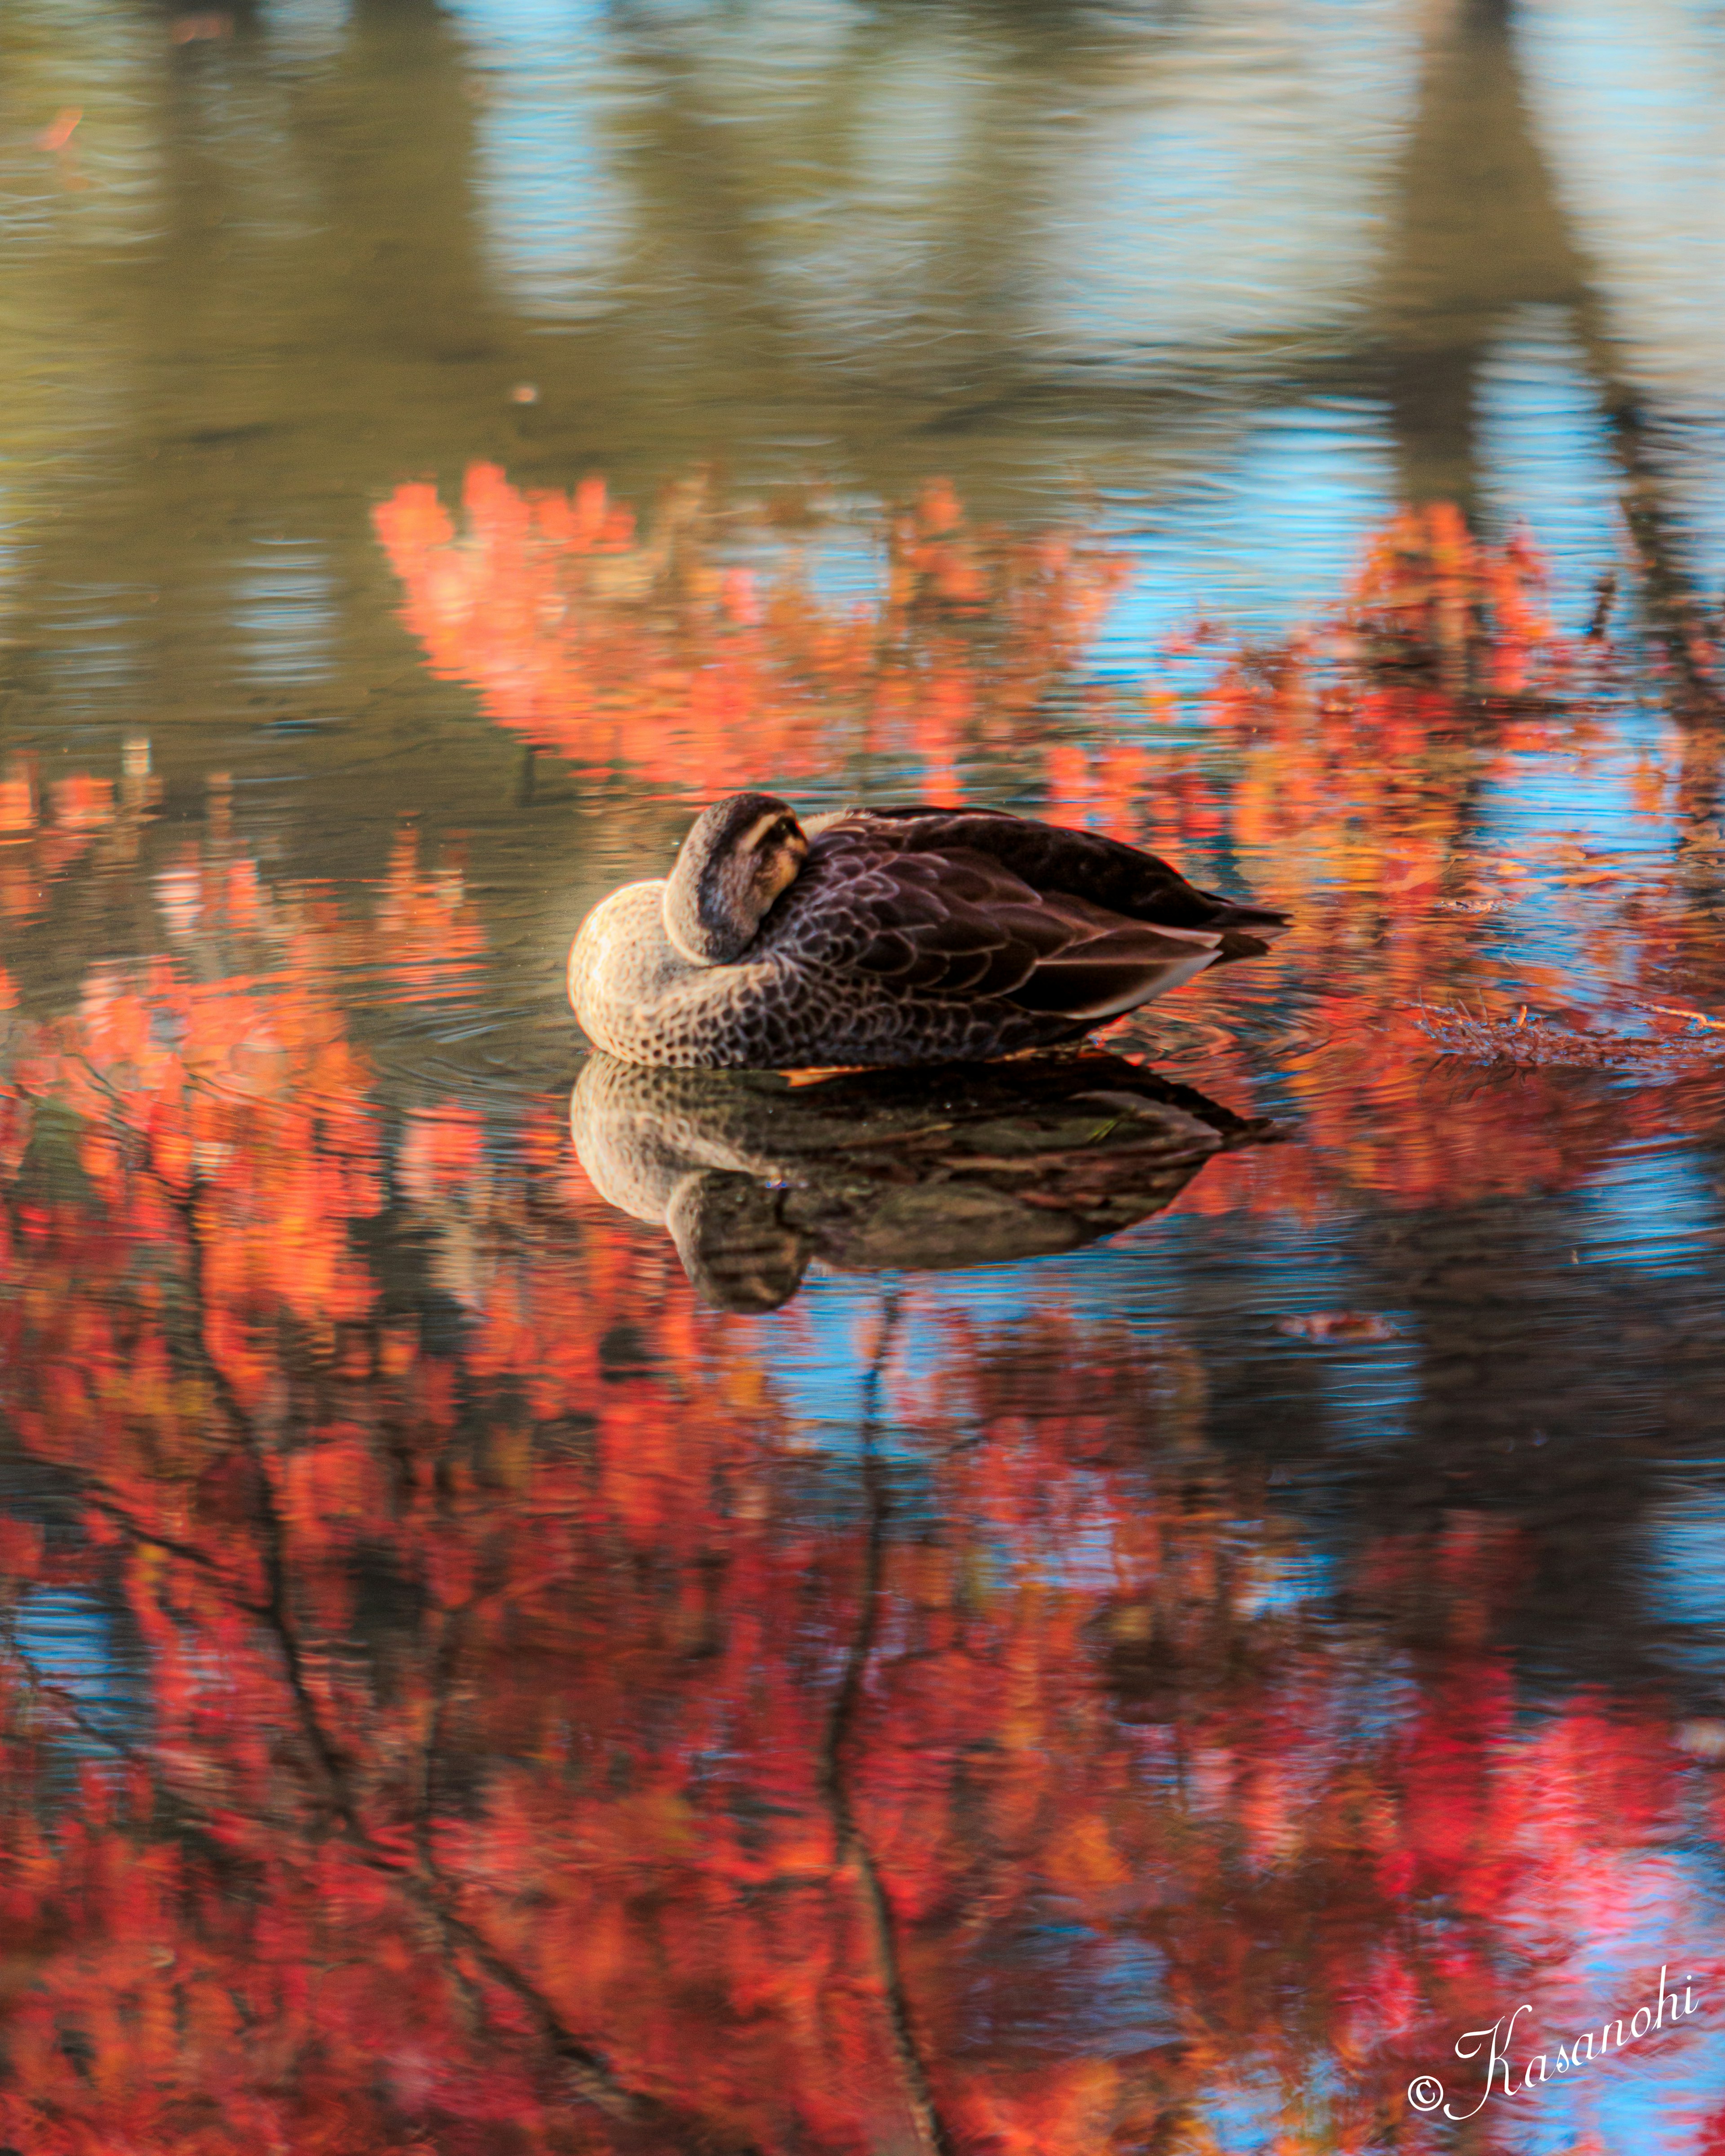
(568, 793, 1288, 1069)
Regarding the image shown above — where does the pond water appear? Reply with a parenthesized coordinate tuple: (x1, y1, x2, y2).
(3, 2, 1725, 2150)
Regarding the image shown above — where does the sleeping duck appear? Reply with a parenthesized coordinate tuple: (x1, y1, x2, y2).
(568, 794, 1288, 1069)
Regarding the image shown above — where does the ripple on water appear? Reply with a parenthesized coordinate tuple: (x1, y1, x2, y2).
(1104, 970, 1337, 1082)
(360, 998, 578, 1120)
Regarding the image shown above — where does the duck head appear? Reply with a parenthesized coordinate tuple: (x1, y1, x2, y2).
(663, 792, 809, 965)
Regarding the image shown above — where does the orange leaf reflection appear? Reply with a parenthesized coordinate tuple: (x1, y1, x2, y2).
(375, 465, 1129, 800)
(1, 491, 1721, 2149)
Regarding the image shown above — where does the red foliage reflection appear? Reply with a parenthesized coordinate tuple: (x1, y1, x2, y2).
(374, 465, 1128, 800)
(0, 826, 1719, 2151)
(380, 470, 1725, 1217)
(0, 487, 1721, 2149)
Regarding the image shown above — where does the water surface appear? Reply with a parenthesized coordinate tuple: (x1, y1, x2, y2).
(3, 3, 1725, 2150)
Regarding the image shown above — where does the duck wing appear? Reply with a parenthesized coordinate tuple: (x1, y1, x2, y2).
(813, 805, 1290, 944)
(764, 817, 1238, 1022)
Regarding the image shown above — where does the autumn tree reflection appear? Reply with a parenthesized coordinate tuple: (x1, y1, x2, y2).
(383, 465, 1725, 1220)
(375, 464, 1128, 803)
(3, 466, 1725, 2149)
(1, 763, 1722, 2150)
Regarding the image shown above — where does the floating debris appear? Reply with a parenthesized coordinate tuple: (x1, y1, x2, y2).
(1415, 1003, 1725, 1072)
(34, 108, 81, 151)
(1276, 1311, 1401, 1343)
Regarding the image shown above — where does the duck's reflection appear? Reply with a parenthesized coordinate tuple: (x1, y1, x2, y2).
(571, 1052, 1278, 1310)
